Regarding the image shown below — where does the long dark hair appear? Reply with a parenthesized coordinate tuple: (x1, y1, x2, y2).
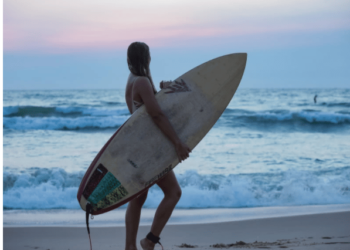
(127, 42, 157, 94)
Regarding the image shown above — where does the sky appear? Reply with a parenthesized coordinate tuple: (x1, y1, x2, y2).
(3, 0, 350, 89)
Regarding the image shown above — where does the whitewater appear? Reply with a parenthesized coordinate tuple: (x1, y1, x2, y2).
(3, 88, 350, 225)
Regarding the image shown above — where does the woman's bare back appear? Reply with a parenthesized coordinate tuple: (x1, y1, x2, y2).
(125, 73, 146, 114)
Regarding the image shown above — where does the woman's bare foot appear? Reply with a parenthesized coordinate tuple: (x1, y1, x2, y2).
(140, 238, 155, 250)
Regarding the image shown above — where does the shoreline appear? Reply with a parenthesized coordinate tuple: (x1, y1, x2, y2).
(4, 204, 350, 227)
(4, 211, 350, 250)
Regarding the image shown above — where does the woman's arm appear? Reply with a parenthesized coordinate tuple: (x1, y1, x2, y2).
(134, 77, 191, 162)
(124, 94, 133, 114)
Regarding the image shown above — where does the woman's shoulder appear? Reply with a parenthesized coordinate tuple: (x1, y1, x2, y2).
(133, 77, 154, 95)
(134, 75, 151, 86)
(128, 73, 148, 86)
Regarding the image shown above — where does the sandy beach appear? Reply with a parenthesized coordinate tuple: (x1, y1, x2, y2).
(4, 211, 350, 250)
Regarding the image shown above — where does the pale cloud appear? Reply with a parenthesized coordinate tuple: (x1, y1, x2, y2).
(4, 0, 350, 53)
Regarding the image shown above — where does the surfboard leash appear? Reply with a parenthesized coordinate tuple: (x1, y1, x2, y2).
(147, 232, 164, 250)
(86, 203, 93, 250)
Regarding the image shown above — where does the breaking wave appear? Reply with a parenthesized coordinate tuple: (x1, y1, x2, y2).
(3, 106, 130, 130)
(4, 106, 128, 117)
(4, 106, 350, 131)
(3, 167, 350, 210)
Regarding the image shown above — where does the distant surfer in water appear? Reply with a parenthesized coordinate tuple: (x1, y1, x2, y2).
(124, 42, 191, 250)
(314, 95, 317, 103)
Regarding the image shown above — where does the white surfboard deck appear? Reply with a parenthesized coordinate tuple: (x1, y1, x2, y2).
(77, 53, 247, 215)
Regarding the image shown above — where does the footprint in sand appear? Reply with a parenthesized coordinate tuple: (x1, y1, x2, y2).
(177, 243, 197, 248)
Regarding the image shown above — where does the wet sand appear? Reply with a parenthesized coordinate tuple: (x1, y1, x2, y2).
(4, 211, 350, 250)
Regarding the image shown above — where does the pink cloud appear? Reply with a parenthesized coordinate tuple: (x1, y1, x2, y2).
(3, 0, 350, 53)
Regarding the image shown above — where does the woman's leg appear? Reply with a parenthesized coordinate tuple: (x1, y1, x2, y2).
(125, 190, 148, 250)
(151, 170, 182, 235)
(141, 170, 181, 249)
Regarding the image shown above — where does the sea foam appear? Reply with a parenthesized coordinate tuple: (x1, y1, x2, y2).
(3, 116, 128, 130)
(3, 167, 350, 210)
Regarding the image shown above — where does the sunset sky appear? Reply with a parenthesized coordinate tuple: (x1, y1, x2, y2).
(3, 0, 350, 89)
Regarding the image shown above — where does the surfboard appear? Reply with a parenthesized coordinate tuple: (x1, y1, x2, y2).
(77, 53, 247, 215)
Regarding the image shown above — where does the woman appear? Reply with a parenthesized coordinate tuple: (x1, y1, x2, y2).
(125, 42, 191, 250)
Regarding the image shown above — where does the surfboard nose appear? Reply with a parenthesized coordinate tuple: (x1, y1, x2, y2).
(224, 52, 247, 81)
(223, 53, 247, 73)
(226, 52, 247, 62)
(180, 53, 247, 99)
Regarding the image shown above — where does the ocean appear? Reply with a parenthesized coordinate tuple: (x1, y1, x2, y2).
(3, 88, 350, 226)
